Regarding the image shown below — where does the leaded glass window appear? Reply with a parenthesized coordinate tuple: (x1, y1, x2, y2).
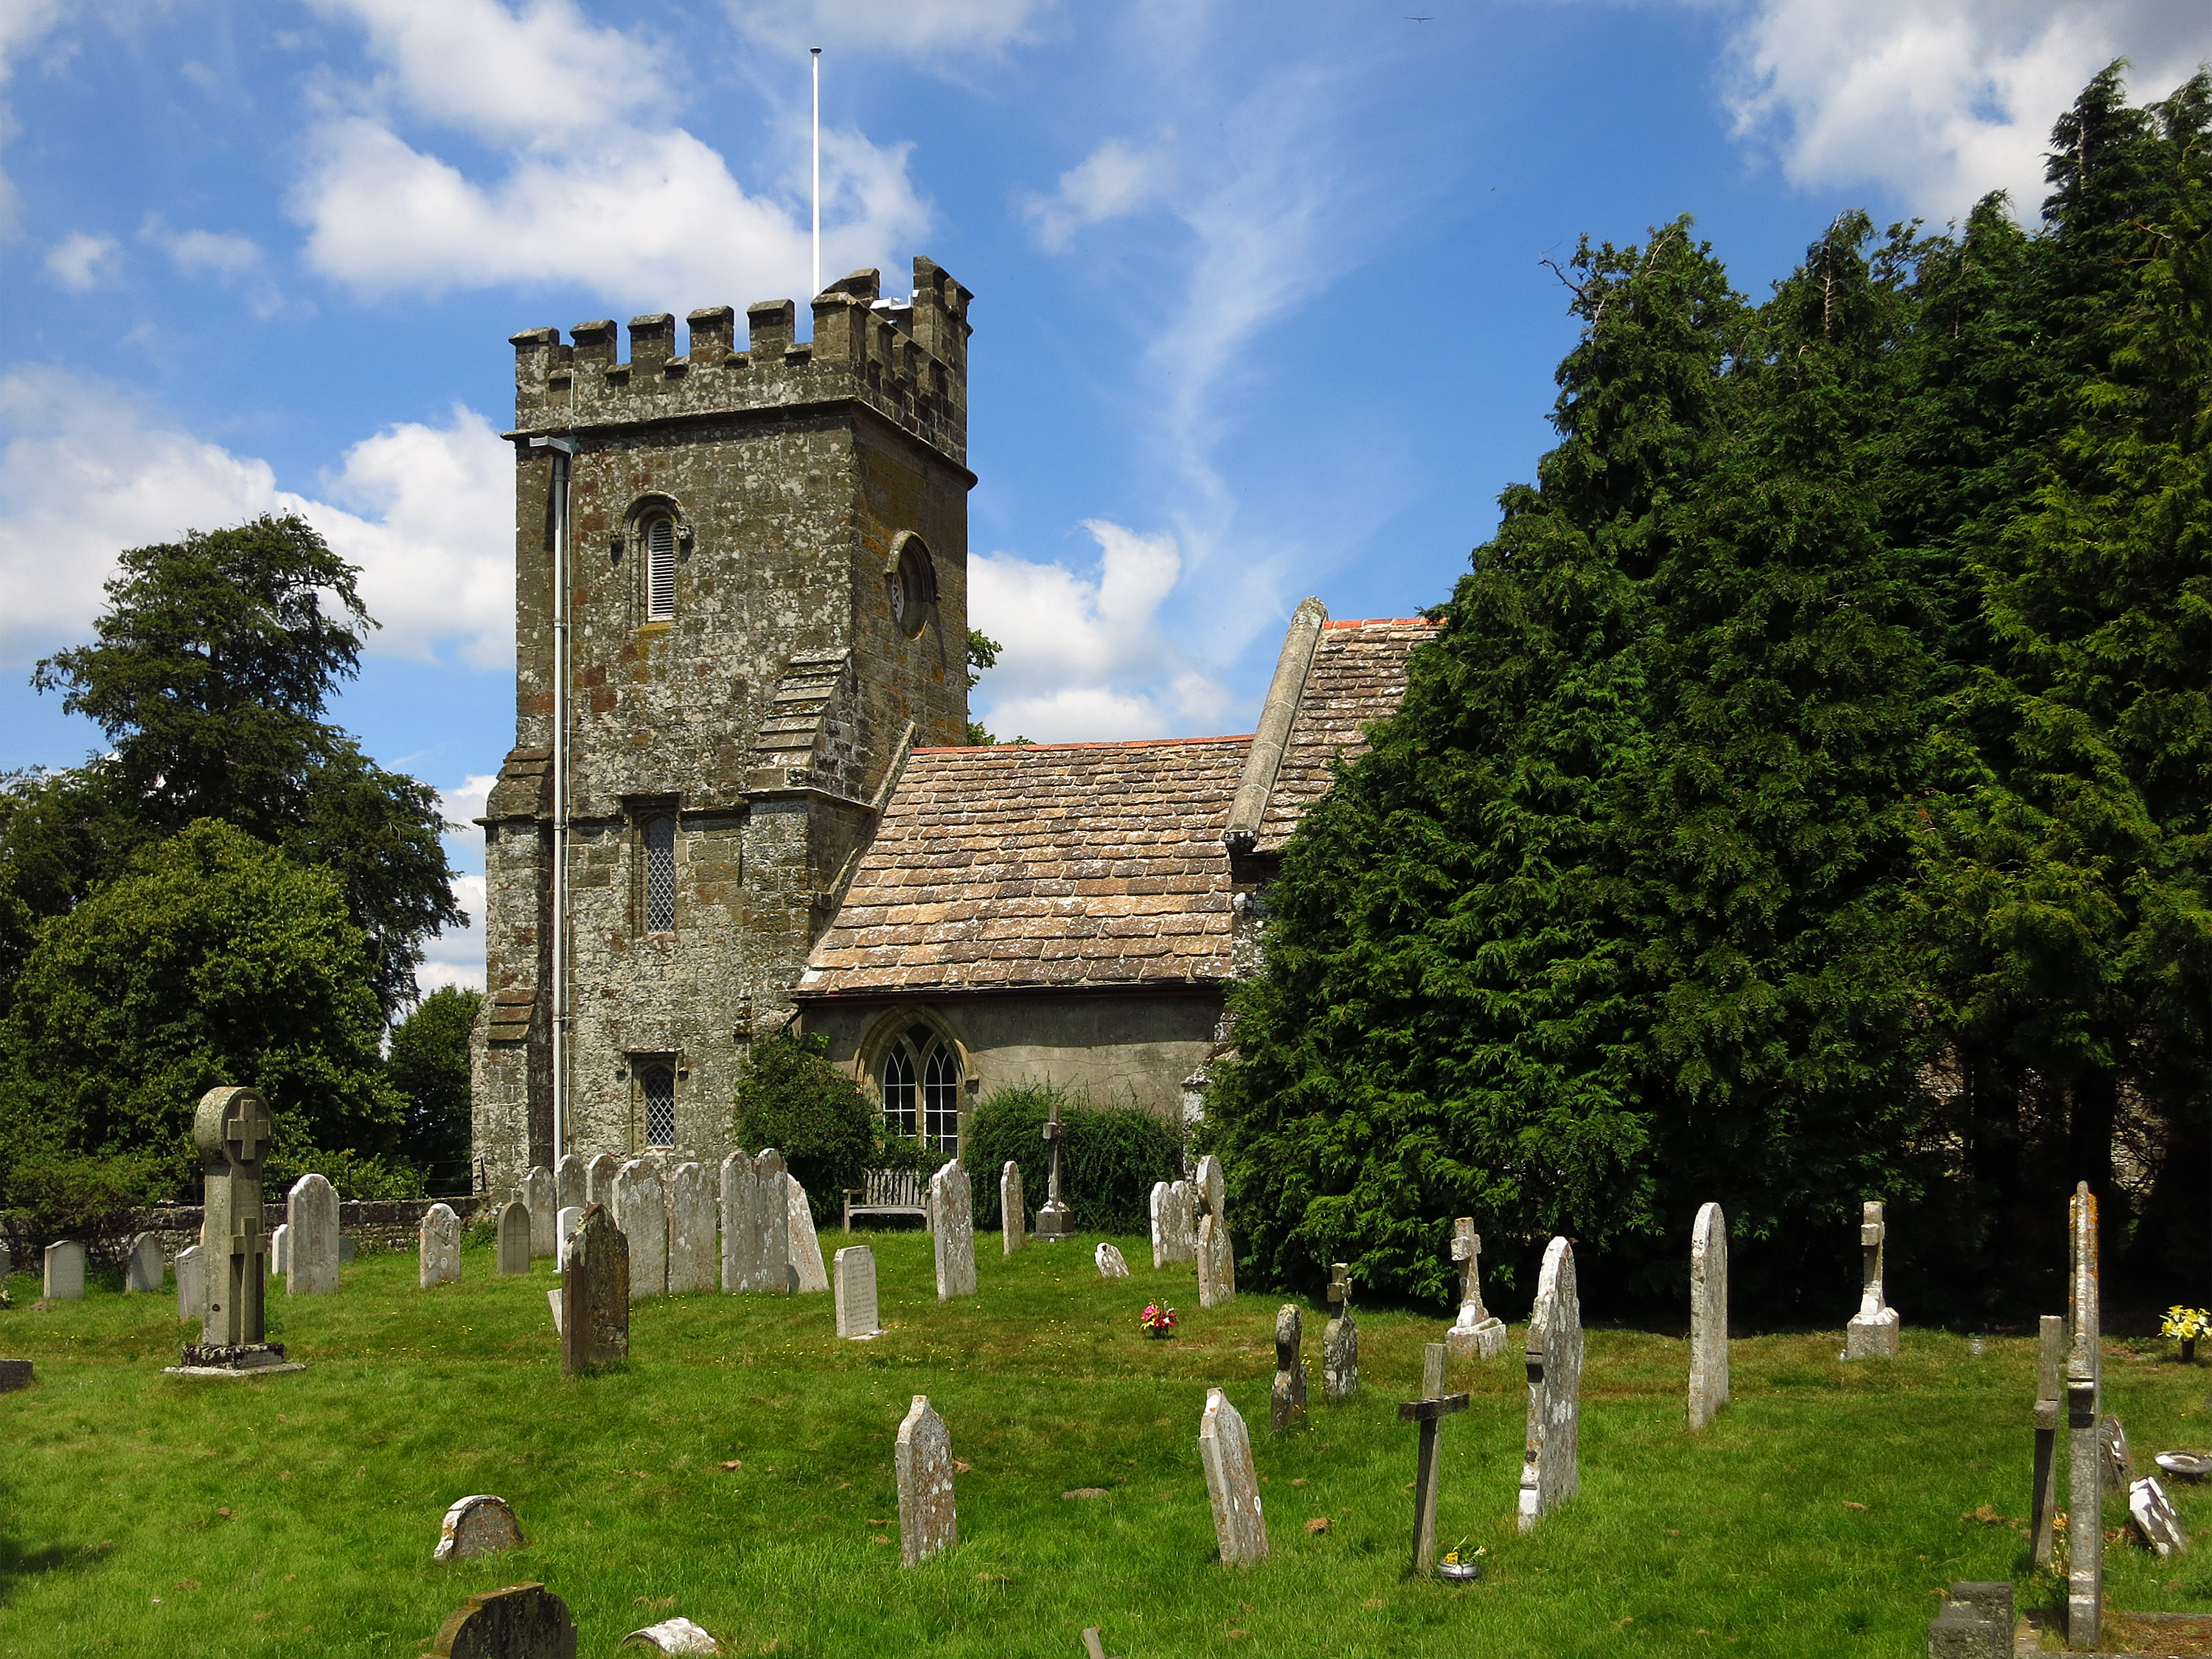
(880, 1021, 959, 1155)
(644, 815, 676, 933)
(643, 1065, 676, 1147)
(881, 1043, 917, 1138)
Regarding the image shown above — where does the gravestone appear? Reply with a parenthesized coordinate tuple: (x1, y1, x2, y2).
(720, 1150, 791, 1294)
(288, 1172, 341, 1296)
(2101, 1415, 2134, 1486)
(426, 1582, 577, 1659)
(2067, 1182, 2103, 1649)
(124, 1231, 164, 1293)
(2130, 1477, 2188, 1557)
(560, 1205, 629, 1374)
(1198, 1388, 1268, 1565)
(556, 1152, 587, 1213)
(340, 1235, 358, 1264)
(497, 1200, 532, 1276)
(420, 1202, 463, 1289)
(1270, 1304, 1307, 1433)
(1517, 1236, 1582, 1531)
(1688, 1201, 1728, 1430)
(2030, 1313, 2065, 1567)
(835, 1245, 881, 1339)
(665, 1162, 717, 1295)
(585, 1152, 618, 1209)
(1035, 1098, 1074, 1239)
(895, 1394, 959, 1566)
(43, 1240, 86, 1301)
(1195, 1156, 1234, 1307)
(1844, 1200, 1900, 1358)
(0, 1360, 32, 1393)
(1148, 1181, 1169, 1267)
(1444, 1218, 1508, 1361)
(613, 1159, 667, 1301)
(931, 1160, 975, 1299)
(0, 1241, 10, 1279)
(524, 1166, 557, 1257)
(1399, 1369, 1471, 1576)
(1322, 1262, 1359, 1404)
(175, 1243, 206, 1320)
(196, 1085, 273, 1346)
(1928, 1583, 2014, 1659)
(435, 1494, 525, 1562)
(1002, 1161, 1026, 1256)
(1166, 1180, 1197, 1264)
(555, 1206, 583, 1270)
(620, 1617, 723, 1654)
(271, 1224, 291, 1278)
(787, 1175, 828, 1293)
(1095, 1242, 1130, 1279)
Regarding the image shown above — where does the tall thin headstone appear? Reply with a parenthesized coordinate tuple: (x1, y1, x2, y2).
(1845, 1200, 1900, 1358)
(123, 1231, 164, 1293)
(43, 1240, 86, 1301)
(1197, 1388, 1268, 1565)
(1149, 1180, 1171, 1269)
(665, 1161, 717, 1294)
(786, 1175, 828, 1293)
(1194, 1155, 1234, 1309)
(2067, 1183, 2103, 1649)
(1517, 1236, 1582, 1532)
(894, 1395, 958, 1566)
(271, 1224, 291, 1277)
(497, 1200, 532, 1276)
(556, 1152, 587, 1213)
(1688, 1201, 1728, 1430)
(1322, 1262, 1359, 1404)
(755, 1150, 790, 1291)
(613, 1158, 667, 1300)
(560, 1203, 629, 1374)
(175, 1243, 206, 1321)
(2031, 1313, 2065, 1568)
(420, 1202, 463, 1288)
(835, 1245, 881, 1339)
(1035, 1099, 1074, 1239)
(1270, 1304, 1307, 1433)
(1166, 1180, 1197, 1265)
(288, 1172, 340, 1296)
(195, 1085, 274, 1346)
(1444, 1219, 1508, 1360)
(524, 1166, 557, 1257)
(719, 1151, 759, 1292)
(585, 1152, 618, 1209)
(931, 1160, 976, 1299)
(1001, 1161, 1026, 1256)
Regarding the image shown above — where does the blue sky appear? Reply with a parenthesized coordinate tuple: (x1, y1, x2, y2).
(2, 0, 2207, 995)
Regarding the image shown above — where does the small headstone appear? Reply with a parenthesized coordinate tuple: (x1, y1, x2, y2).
(2130, 1477, 2189, 1557)
(546, 1289, 562, 1335)
(289, 1173, 341, 1295)
(1149, 1181, 1171, 1268)
(2101, 1415, 2135, 1486)
(420, 1202, 463, 1289)
(497, 1200, 532, 1276)
(895, 1394, 959, 1566)
(613, 1159, 667, 1300)
(524, 1166, 557, 1257)
(1517, 1235, 1582, 1531)
(0, 1359, 32, 1394)
(1444, 1218, 1509, 1360)
(1002, 1161, 1026, 1256)
(123, 1231, 164, 1293)
(435, 1494, 525, 1562)
(1095, 1242, 1130, 1279)
(585, 1152, 619, 1209)
(556, 1152, 588, 1213)
(786, 1175, 828, 1293)
(1688, 1201, 1728, 1430)
(666, 1162, 717, 1295)
(43, 1239, 86, 1301)
(1270, 1304, 1307, 1433)
(427, 1582, 577, 1659)
(339, 1234, 358, 1264)
(1169, 1180, 1198, 1263)
(1323, 1262, 1358, 1405)
(835, 1245, 881, 1339)
(1035, 1098, 1074, 1239)
(175, 1243, 206, 1320)
(1844, 1200, 1900, 1358)
(2067, 1183, 2104, 1648)
(1928, 1582, 2014, 1659)
(931, 1160, 976, 1299)
(620, 1617, 723, 1655)
(271, 1224, 292, 1278)
(560, 1205, 630, 1374)
(1198, 1387, 1268, 1565)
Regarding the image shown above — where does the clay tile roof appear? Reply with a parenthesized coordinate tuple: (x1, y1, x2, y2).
(799, 736, 1251, 997)
(1254, 618, 1438, 852)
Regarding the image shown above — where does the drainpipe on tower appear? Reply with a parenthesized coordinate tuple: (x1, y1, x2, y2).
(528, 432, 577, 1168)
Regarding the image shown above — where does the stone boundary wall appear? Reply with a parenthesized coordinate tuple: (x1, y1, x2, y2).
(136, 1197, 484, 1259)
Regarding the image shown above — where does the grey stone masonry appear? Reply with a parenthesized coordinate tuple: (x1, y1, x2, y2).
(289, 1174, 340, 1296)
(123, 1231, 163, 1293)
(1445, 1218, 1508, 1361)
(525, 1166, 557, 1256)
(666, 1161, 717, 1295)
(1929, 1582, 2013, 1659)
(613, 1159, 667, 1301)
(1323, 1262, 1358, 1405)
(895, 1394, 958, 1567)
(43, 1240, 85, 1301)
(434, 1495, 525, 1562)
(1517, 1236, 1583, 1532)
(1198, 1388, 1268, 1565)
(835, 1245, 881, 1338)
(1688, 1202, 1728, 1430)
(931, 1160, 975, 1299)
(1195, 1156, 1234, 1309)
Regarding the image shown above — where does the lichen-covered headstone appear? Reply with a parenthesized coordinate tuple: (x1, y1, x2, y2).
(613, 1159, 667, 1300)
(427, 1582, 577, 1659)
(585, 1152, 618, 1210)
(721, 1149, 791, 1294)
(556, 1152, 587, 1214)
(1517, 1235, 1582, 1531)
(1002, 1161, 1026, 1256)
(123, 1231, 164, 1294)
(666, 1162, 717, 1295)
(1198, 1388, 1268, 1565)
(43, 1240, 85, 1301)
(2067, 1183, 2104, 1648)
(1270, 1304, 1307, 1433)
(930, 1161, 975, 1299)
(1166, 1180, 1197, 1264)
(1323, 1262, 1359, 1404)
(196, 1085, 273, 1344)
(895, 1394, 958, 1566)
(1688, 1201, 1728, 1430)
(1195, 1157, 1234, 1307)
(2131, 1476, 2188, 1557)
(1845, 1200, 1900, 1358)
(175, 1243, 206, 1320)
(1095, 1242, 1130, 1279)
(560, 1204, 629, 1374)
(524, 1166, 557, 1258)
(288, 1173, 340, 1296)
(497, 1200, 532, 1276)
(786, 1175, 828, 1293)
(835, 1245, 880, 1339)
(420, 1202, 463, 1289)
(1445, 1219, 1508, 1360)
(435, 1494, 525, 1562)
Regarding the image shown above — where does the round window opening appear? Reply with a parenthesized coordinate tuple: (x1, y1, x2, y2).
(888, 536, 936, 636)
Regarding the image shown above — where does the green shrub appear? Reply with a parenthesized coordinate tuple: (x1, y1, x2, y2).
(0, 1147, 179, 1265)
(733, 1033, 877, 1221)
(263, 1144, 427, 1203)
(966, 1086, 1182, 1234)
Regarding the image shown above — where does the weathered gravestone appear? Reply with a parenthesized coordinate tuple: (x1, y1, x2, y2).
(0, 1360, 32, 1394)
(1844, 1200, 1900, 1358)
(585, 1152, 618, 1210)
(1001, 1161, 1026, 1256)
(426, 1582, 577, 1659)
(420, 1202, 463, 1289)
(2131, 1476, 2189, 1557)
(1198, 1388, 1268, 1565)
(720, 1150, 790, 1293)
(175, 1243, 206, 1320)
(43, 1240, 85, 1301)
(1517, 1236, 1582, 1532)
(1164, 1180, 1197, 1265)
(2067, 1182, 2104, 1649)
(613, 1159, 667, 1301)
(560, 1205, 629, 1374)
(123, 1231, 164, 1294)
(1399, 1343, 1471, 1576)
(1270, 1304, 1307, 1433)
(1444, 1218, 1508, 1361)
(931, 1160, 976, 1299)
(1194, 1155, 1235, 1309)
(497, 1200, 532, 1277)
(895, 1394, 958, 1566)
(556, 1153, 587, 1214)
(1322, 1262, 1358, 1405)
(554, 1206, 583, 1270)
(1095, 1242, 1130, 1279)
(2101, 1414, 2134, 1487)
(619, 1616, 723, 1654)
(1928, 1582, 2014, 1659)
(835, 1245, 881, 1339)
(1688, 1201, 1728, 1430)
(2030, 1313, 2065, 1567)
(195, 1085, 271, 1344)
(436, 1494, 525, 1562)
(1148, 1181, 1171, 1268)
(666, 1162, 717, 1295)
(1035, 1098, 1074, 1239)
(786, 1175, 829, 1293)
(288, 1172, 340, 1296)
(271, 1223, 291, 1279)
(524, 1166, 557, 1258)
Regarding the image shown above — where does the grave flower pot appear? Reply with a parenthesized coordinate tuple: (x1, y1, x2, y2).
(2185, 1338, 2198, 1365)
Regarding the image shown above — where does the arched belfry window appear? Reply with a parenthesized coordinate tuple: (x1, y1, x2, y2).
(642, 1065, 676, 1147)
(645, 515, 677, 621)
(880, 1021, 960, 1153)
(644, 815, 676, 933)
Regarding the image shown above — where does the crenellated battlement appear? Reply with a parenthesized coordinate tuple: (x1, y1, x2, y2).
(509, 256, 973, 467)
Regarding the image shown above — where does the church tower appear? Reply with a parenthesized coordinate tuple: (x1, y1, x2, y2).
(471, 259, 975, 1197)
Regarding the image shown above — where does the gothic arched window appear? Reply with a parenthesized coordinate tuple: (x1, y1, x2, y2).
(880, 1021, 959, 1153)
(645, 515, 678, 621)
(644, 815, 676, 933)
(641, 1065, 676, 1147)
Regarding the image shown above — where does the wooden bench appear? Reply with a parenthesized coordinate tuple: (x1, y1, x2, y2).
(842, 1169, 930, 1232)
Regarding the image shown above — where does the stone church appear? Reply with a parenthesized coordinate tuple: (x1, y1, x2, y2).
(470, 257, 1433, 1199)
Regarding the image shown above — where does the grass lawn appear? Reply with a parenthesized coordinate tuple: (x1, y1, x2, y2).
(1, 1225, 2208, 1658)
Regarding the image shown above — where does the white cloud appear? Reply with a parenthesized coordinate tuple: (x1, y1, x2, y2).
(141, 215, 285, 316)
(415, 770, 498, 996)
(1720, 0, 2212, 218)
(1025, 137, 1170, 252)
(731, 0, 1048, 61)
(44, 231, 120, 291)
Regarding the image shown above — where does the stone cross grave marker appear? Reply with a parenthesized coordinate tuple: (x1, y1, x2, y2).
(271, 1224, 291, 1278)
(1688, 1201, 1729, 1429)
(557, 1152, 587, 1213)
(426, 1582, 578, 1659)
(2067, 1181, 2103, 1649)
(420, 1202, 462, 1289)
(1399, 1355, 1471, 1578)
(560, 1204, 629, 1373)
(1323, 1262, 1359, 1404)
(666, 1161, 717, 1295)
(1445, 1218, 1509, 1361)
(787, 1175, 828, 1292)
(124, 1231, 163, 1294)
(1845, 1200, 1900, 1358)
(1095, 1242, 1130, 1279)
(1035, 1099, 1074, 1239)
(175, 1243, 206, 1320)
(613, 1158, 667, 1300)
(2030, 1312, 2065, 1566)
(585, 1152, 618, 1210)
(43, 1240, 86, 1301)
(1517, 1236, 1583, 1532)
(835, 1245, 881, 1338)
(895, 1394, 958, 1566)
(195, 1085, 274, 1345)
(497, 1200, 532, 1276)
(435, 1494, 525, 1562)
(1001, 1160, 1026, 1256)
(1198, 1388, 1268, 1565)
(931, 1160, 976, 1299)
(1270, 1304, 1307, 1433)
(524, 1166, 557, 1257)
(288, 1173, 340, 1296)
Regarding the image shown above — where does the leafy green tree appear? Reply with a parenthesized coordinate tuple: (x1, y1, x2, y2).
(384, 986, 483, 1193)
(962, 628, 1029, 745)
(732, 1032, 879, 1220)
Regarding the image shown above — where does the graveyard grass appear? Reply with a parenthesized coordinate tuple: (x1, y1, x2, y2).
(3, 1235, 2208, 1658)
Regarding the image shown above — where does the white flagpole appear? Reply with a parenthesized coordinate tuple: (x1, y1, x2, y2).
(810, 46, 822, 297)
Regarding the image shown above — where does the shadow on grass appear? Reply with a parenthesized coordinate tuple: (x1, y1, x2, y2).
(0, 1530, 102, 1609)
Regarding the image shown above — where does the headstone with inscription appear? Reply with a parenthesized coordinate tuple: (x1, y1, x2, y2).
(289, 1172, 341, 1295)
(1845, 1200, 1900, 1358)
(497, 1200, 532, 1276)
(123, 1231, 164, 1293)
(613, 1159, 667, 1301)
(1002, 1161, 1026, 1256)
(835, 1245, 881, 1339)
(2068, 1183, 2104, 1649)
(1166, 1180, 1197, 1264)
(787, 1175, 828, 1293)
(931, 1160, 976, 1299)
(721, 1150, 792, 1293)
(425, 1582, 578, 1659)
(1444, 1218, 1509, 1360)
(895, 1394, 958, 1566)
(666, 1162, 717, 1295)
(560, 1204, 629, 1374)
(1036, 1099, 1074, 1239)
(1198, 1388, 1268, 1565)
(1323, 1262, 1359, 1405)
(43, 1240, 85, 1301)
(1517, 1236, 1582, 1531)
(420, 1202, 463, 1288)
(1688, 1201, 1728, 1430)
(557, 1152, 587, 1213)
(524, 1166, 557, 1257)
(1270, 1304, 1307, 1433)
